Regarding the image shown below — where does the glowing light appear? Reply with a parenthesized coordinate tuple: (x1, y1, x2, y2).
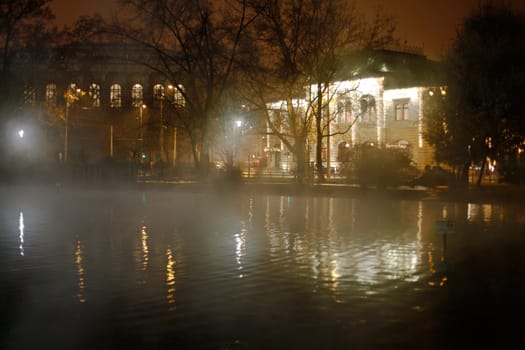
(18, 129, 24, 138)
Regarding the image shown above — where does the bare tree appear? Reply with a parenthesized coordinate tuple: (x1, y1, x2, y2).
(244, 0, 395, 183)
(107, 0, 256, 178)
(0, 0, 54, 106)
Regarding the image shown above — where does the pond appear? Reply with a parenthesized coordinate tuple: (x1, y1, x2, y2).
(1, 185, 524, 349)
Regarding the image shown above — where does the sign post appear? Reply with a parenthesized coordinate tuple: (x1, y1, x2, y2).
(435, 220, 456, 261)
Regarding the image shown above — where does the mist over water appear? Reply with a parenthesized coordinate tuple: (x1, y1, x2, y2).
(1, 185, 524, 349)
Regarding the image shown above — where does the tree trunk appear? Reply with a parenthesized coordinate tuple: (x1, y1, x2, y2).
(315, 82, 325, 183)
(460, 161, 470, 187)
(295, 138, 308, 184)
(476, 157, 487, 187)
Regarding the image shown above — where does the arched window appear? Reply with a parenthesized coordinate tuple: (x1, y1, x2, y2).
(110, 84, 122, 108)
(46, 83, 57, 107)
(89, 83, 100, 107)
(65, 83, 82, 106)
(131, 83, 143, 107)
(360, 95, 376, 123)
(169, 84, 185, 107)
(24, 86, 36, 105)
(153, 84, 164, 108)
(336, 97, 352, 124)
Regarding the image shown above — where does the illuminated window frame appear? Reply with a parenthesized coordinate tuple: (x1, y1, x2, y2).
(394, 99, 410, 121)
(153, 84, 164, 108)
(46, 83, 57, 107)
(336, 97, 352, 124)
(110, 84, 122, 108)
(24, 86, 36, 105)
(89, 83, 101, 107)
(131, 84, 143, 108)
(360, 95, 376, 123)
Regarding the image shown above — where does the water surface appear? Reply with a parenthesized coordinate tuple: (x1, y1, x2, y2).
(1, 185, 524, 349)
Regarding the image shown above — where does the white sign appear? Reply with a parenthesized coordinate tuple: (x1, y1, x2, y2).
(436, 220, 456, 235)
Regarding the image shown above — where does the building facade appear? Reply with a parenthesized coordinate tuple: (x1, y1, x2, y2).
(264, 49, 443, 175)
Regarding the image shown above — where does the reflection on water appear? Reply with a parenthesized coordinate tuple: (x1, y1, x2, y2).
(235, 224, 247, 278)
(141, 223, 149, 271)
(166, 247, 176, 310)
(1, 187, 525, 349)
(18, 211, 24, 257)
(75, 240, 86, 303)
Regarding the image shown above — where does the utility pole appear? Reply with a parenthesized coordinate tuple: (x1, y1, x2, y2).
(139, 104, 146, 158)
(64, 100, 69, 162)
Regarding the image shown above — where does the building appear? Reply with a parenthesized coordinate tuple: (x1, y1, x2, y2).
(13, 42, 189, 178)
(264, 48, 444, 176)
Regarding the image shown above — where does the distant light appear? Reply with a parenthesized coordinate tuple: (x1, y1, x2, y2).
(18, 129, 24, 138)
(235, 120, 242, 127)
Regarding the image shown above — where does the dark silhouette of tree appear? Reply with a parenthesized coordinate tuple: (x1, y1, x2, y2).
(0, 0, 54, 107)
(107, 0, 256, 178)
(425, 2, 525, 186)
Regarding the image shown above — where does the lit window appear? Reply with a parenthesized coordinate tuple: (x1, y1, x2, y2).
(24, 86, 36, 105)
(336, 97, 352, 124)
(110, 84, 121, 108)
(46, 83, 57, 106)
(89, 83, 100, 107)
(169, 84, 185, 107)
(153, 84, 164, 108)
(65, 83, 80, 105)
(360, 95, 376, 123)
(132, 84, 143, 108)
(394, 99, 410, 121)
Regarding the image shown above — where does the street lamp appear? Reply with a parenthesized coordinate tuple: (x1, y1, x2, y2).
(64, 88, 81, 162)
(160, 93, 165, 163)
(139, 104, 146, 160)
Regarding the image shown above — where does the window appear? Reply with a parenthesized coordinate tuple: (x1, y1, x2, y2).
(336, 97, 352, 124)
(169, 84, 185, 106)
(153, 84, 164, 108)
(131, 84, 143, 107)
(46, 83, 57, 107)
(110, 84, 121, 108)
(24, 86, 36, 105)
(65, 83, 80, 106)
(360, 95, 376, 123)
(89, 83, 100, 107)
(394, 99, 410, 121)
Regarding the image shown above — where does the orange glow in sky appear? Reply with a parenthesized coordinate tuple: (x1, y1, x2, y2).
(51, 0, 525, 60)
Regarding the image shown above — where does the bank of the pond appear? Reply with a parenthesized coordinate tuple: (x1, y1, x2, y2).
(133, 179, 525, 204)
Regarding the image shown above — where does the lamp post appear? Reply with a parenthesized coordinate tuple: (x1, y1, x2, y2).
(160, 94, 165, 163)
(139, 104, 146, 159)
(64, 88, 81, 162)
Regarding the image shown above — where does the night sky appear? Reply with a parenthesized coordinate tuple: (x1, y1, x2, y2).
(50, 0, 525, 60)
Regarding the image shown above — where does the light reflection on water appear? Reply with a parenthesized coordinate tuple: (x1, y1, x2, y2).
(1, 186, 525, 349)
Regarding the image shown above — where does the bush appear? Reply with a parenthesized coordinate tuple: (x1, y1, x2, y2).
(343, 145, 419, 189)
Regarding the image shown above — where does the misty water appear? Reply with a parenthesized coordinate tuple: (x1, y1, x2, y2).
(1, 185, 524, 349)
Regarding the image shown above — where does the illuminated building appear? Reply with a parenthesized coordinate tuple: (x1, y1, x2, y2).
(265, 48, 444, 173)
